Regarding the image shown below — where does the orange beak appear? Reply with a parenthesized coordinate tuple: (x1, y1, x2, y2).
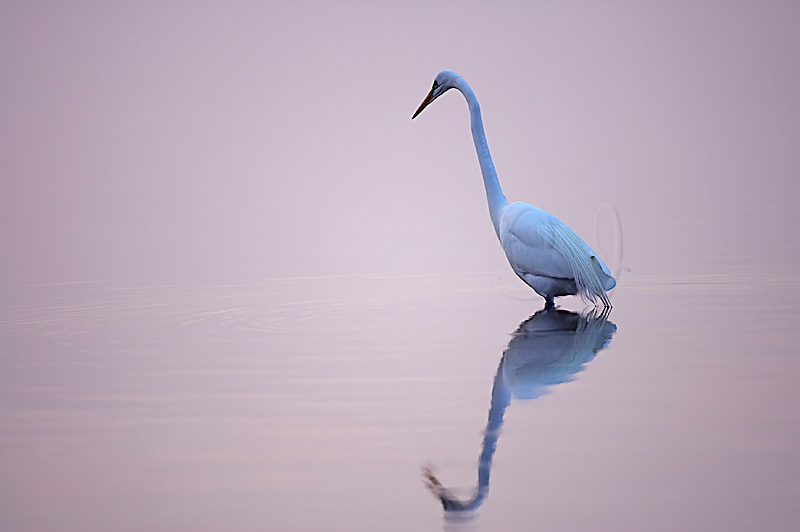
(412, 90, 434, 119)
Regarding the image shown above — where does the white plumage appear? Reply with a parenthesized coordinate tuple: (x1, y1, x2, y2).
(413, 70, 615, 308)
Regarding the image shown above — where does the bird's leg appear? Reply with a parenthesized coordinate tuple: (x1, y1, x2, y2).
(543, 297, 555, 311)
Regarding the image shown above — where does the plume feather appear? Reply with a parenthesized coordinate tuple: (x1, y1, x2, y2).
(540, 220, 611, 307)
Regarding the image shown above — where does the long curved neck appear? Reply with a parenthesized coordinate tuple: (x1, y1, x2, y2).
(454, 78, 508, 237)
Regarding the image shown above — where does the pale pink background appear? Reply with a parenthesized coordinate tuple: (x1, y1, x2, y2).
(2, 2, 798, 283)
(2, 4, 800, 531)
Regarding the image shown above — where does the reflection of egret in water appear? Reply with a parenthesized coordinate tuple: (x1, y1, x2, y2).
(424, 308, 616, 516)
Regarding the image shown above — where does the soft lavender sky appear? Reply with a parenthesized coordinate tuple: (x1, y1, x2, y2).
(1, 1, 798, 285)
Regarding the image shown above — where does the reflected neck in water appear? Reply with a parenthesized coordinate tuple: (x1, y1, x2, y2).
(424, 307, 617, 516)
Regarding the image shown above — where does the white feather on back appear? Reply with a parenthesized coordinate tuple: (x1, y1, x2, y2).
(499, 202, 614, 306)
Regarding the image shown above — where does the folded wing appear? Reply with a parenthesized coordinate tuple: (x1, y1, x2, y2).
(499, 202, 615, 305)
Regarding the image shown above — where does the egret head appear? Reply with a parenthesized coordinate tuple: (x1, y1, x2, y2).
(412, 70, 460, 119)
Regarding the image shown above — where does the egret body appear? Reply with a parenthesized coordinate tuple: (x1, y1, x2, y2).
(413, 70, 616, 308)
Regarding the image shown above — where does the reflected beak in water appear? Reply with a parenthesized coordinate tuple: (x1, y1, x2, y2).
(412, 90, 434, 119)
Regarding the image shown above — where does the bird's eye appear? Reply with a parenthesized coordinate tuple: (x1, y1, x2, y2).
(432, 80, 439, 91)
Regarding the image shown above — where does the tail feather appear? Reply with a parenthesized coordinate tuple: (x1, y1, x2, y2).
(541, 221, 612, 307)
(592, 256, 616, 290)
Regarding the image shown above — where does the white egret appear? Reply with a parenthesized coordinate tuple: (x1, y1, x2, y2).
(413, 70, 616, 308)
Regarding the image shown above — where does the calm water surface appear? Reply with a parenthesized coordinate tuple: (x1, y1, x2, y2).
(1, 270, 798, 531)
